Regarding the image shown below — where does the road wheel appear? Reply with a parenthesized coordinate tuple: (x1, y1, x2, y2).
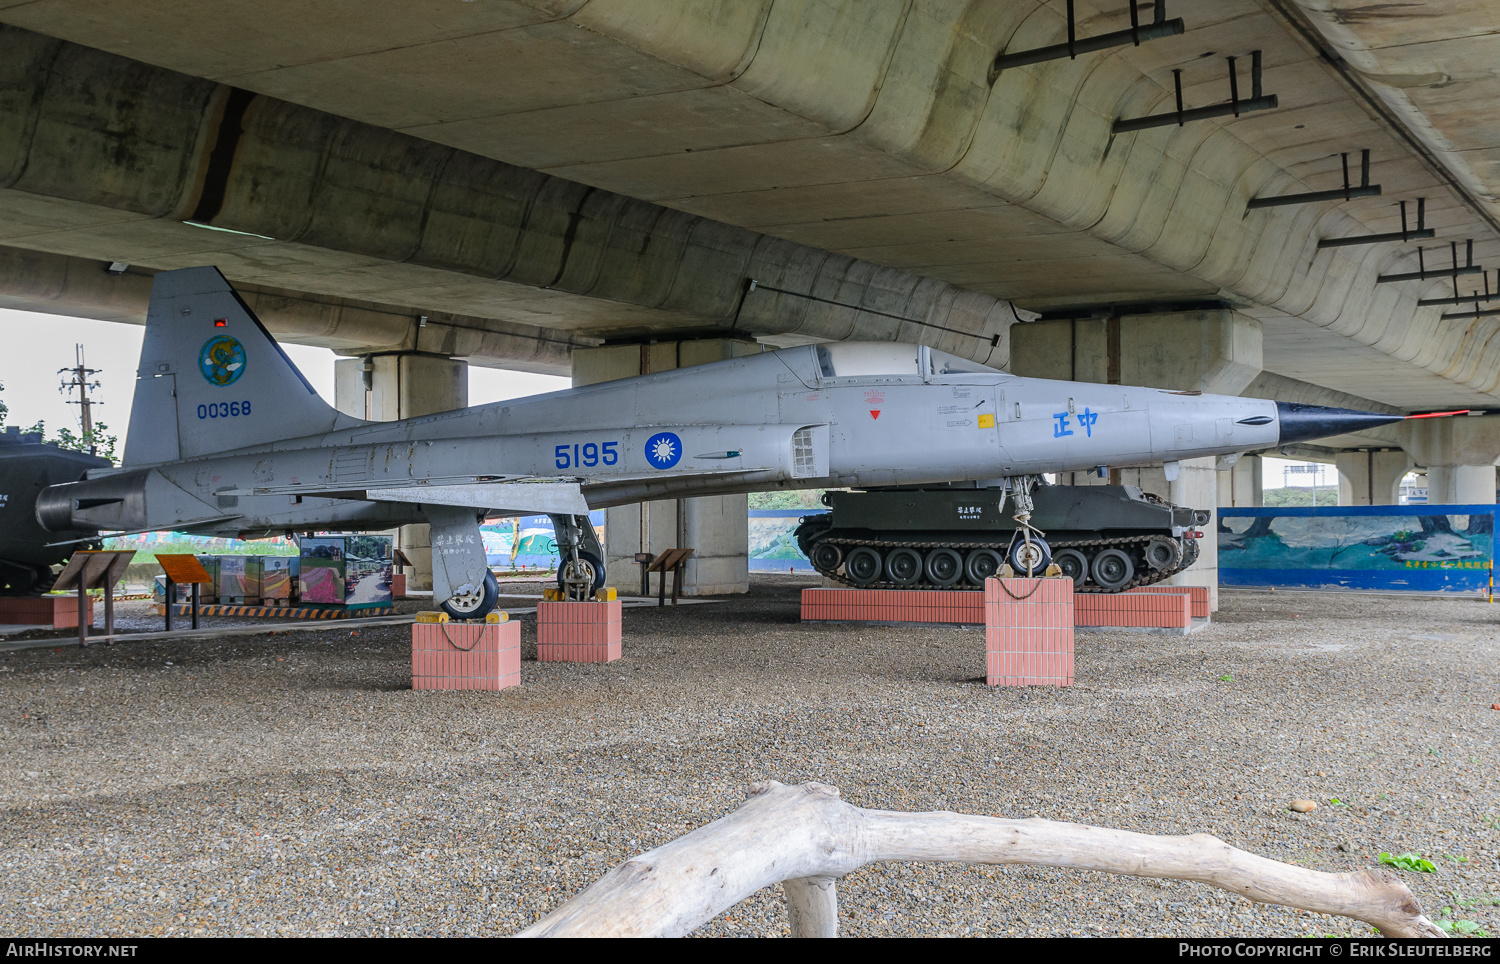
(810, 542, 843, 573)
(1090, 548, 1135, 591)
(963, 548, 1005, 585)
(923, 547, 963, 587)
(1144, 536, 1183, 570)
(1054, 548, 1089, 588)
(845, 547, 883, 586)
(884, 547, 922, 585)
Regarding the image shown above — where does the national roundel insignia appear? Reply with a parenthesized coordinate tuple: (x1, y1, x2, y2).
(644, 431, 682, 470)
(199, 335, 246, 387)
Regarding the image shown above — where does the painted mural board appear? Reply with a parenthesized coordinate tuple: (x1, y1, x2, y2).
(480, 511, 606, 571)
(748, 509, 825, 571)
(1219, 504, 1495, 593)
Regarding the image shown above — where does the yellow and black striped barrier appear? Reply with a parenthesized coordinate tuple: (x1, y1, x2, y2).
(157, 603, 396, 619)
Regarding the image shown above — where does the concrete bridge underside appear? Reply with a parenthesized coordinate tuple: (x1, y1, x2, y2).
(0, 0, 1496, 411)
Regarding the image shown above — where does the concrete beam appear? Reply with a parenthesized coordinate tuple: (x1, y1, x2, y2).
(5, 3, 1494, 410)
(0, 25, 1018, 367)
(1011, 309, 1263, 395)
(0, 245, 584, 374)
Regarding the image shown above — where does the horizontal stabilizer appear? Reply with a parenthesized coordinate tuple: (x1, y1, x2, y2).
(363, 481, 589, 516)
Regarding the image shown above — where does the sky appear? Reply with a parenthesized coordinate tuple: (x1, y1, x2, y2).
(0, 307, 571, 438)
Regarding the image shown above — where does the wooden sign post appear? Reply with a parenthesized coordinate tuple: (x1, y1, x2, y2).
(51, 549, 135, 647)
(155, 554, 213, 631)
(646, 548, 695, 606)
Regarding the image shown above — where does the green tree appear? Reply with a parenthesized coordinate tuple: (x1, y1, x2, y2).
(749, 489, 832, 510)
(1262, 486, 1338, 508)
(0, 382, 117, 463)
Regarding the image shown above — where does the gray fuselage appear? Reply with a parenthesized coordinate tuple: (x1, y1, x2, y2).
(41, 342, 1279, 539)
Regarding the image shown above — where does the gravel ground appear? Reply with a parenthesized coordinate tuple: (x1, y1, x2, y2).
(1, 575, 1497, 938)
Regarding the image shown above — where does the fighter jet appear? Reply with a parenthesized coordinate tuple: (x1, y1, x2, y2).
(33, 267, 1402, 616)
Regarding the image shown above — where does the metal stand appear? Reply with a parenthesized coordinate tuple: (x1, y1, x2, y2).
(1318, 198, 1433, 248)
(1247, 150, 1380, 211)
(647, 549, 695, 606)
(52, 550, 133, 649)
(990, 0, 1185, 79)
(1113, 51, 1277, 134)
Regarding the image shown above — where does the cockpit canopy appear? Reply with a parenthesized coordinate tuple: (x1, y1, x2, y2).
(812, 342, 999, 378)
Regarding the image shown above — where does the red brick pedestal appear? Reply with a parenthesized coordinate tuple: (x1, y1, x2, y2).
(0, 595, 94, 629)
(411, 614, 520, 690)
(1075, 591, 1192, 631)
(537, 599, 622, 663)
(799, 588, 984, 625)
(984, 577, 1074, 687)
(1125, 585, 1210, 619)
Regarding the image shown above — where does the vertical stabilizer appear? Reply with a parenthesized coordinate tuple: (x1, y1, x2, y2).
(124, 267, 351, 466)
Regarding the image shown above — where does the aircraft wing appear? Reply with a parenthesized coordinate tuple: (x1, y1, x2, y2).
(361, 481, 589, 516)
(231, 478, 591, 516)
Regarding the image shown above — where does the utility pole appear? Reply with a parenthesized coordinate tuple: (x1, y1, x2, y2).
(59, 344, 102, 450)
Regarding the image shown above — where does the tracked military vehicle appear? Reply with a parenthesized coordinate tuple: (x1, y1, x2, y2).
(0, 428, 110, 594)
(794, 483, 1210, 592)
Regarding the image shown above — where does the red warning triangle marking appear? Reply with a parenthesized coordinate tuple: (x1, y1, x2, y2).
(870, 410, 881, 420)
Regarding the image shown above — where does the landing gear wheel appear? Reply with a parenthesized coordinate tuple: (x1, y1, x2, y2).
(884, 547, 922, 585)
(441, 570, 500, 619)
(1143, 536, 1183, 571)
(556, 550, 606, 599)
(924, 547, 963, 587)
(1008, 536, 1051, 576)
(845, 547, 883, 586)
(964, 548, 1005, 586)
(1054, 548, 1089, 588)
(810, 542, 843, 573)
(1090, 548, 1135, 591)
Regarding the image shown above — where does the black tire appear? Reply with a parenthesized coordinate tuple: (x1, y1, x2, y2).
(1143, 536, 1182, 571)
(884, 547, 922, 585)
(1054, 548, 1089, 588)
(441, 570, 500, 619)
(924, 547, 963, 587)
(1090, 548, 1135, 591)
(1008, 536, 1052, 576)
(810, 542, 843, 573)
(963, 548, 1005, 585)
(555, 550, 606, 595)
(846, 547, 883, 586)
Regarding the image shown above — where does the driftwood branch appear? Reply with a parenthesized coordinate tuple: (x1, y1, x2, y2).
(518, 781, 1443, 938)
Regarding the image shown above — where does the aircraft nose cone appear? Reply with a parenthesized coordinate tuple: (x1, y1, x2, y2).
(1276, 401, 1404, 446)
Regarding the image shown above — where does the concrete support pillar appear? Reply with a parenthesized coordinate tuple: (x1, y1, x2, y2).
(1216, 455, 1263, 508)
(1398, 415, 1500, 506)
(1014, 309, 1264, 611)
(572, 338, 760, 595)
(1335, 449, 1412, 506)
(1425, 465, 1496, 505)
(334, 352, 468, 589)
